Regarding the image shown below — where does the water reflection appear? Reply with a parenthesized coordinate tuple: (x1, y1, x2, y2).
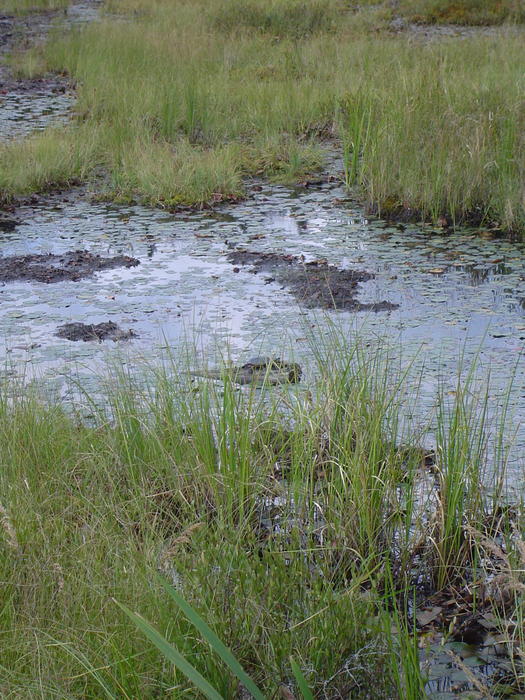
(1, 179, 524, 481)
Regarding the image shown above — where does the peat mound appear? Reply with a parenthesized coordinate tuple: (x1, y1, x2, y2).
(56, 321, 137, 342)
(0, 250, 139, 283)
(227, 249, 398, 312)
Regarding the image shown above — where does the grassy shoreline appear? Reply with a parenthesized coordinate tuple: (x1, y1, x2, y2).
(0, 342, 524, 697)
(2, 0, 68, 13)
(0, 0, 524, 234)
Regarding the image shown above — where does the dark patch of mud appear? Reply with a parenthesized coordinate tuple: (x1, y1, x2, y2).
(0, 250, 139, 284)
(227, 249, 398, 312)
(0, 75, 71, 94)
(56, 321, 137, 342)
(0, 217, 19, 231)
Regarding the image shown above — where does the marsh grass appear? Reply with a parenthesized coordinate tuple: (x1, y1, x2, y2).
(0, 337, 521, 696)
(0, 125, 99, 201)
(211, 0, 343, 38)
(339, 39, 525, 231)
(2, 0, 67, 13)
(2, 0, 524, 232)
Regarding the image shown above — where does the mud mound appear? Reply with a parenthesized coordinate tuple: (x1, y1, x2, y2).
(0, 250, 139, 283)
(227, 249, 398, 312)
(56, 321, 137, 342)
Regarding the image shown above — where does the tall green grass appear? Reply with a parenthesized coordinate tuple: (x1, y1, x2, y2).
(2, 0, 524, 233)
(0, 339, 518, 696)
(211, 0, 342, 38)
(340, 40, 525, 231)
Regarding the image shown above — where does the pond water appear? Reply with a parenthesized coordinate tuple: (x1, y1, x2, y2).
(1, 179, 524, 487)
(0, 89, 73, 141)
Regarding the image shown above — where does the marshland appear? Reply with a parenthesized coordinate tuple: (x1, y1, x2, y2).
(1, 1, 525, 698)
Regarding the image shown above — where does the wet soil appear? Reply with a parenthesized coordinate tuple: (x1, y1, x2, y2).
(0, 13, 72, 134)
(227, 249, 399, 312)
(0, 250, 139, 283)
(0, 217, 20, 231)
(56, 321, 137, 342)
(0, 1, 102, 141)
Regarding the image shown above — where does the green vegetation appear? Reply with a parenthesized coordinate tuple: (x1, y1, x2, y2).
(3, 0, 68, 13)
(1, 0, 524, 232)
(0, 340, 524, 697)
(211, 0, 342, 38)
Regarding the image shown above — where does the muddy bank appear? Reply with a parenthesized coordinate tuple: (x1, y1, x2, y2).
(366, 199, 517, 240)
(56, 321, 137, 342)
(0, 250, 139, 283)
(0, 1, 101, 55)
(0, 1, 102, 142)
(227, 249, 399, 312)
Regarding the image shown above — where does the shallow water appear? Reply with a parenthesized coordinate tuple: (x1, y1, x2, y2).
(0, 89, 73, 141)
(0, 0, 101, 140)
(1, 179, 524, 485)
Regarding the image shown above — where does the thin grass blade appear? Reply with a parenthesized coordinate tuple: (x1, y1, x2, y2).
(157, 576, 266, 700)
(114, 600, 224, 700)
(290, 657, 314, 700)
(45, 639, 119, 700)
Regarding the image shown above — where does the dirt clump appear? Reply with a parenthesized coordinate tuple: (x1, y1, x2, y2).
(0, 218, 19, 232)
(227, 249, 398, 312)
(56, 321, 137, 342)
(0, 250, 139, 283)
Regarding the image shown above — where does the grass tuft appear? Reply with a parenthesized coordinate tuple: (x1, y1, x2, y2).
(211, 0, 343, 38)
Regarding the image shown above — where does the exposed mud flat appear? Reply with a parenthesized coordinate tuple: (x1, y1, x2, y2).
(56, 320, 137, 342)
(227, 248, 398, 312)
(0, 250, 139, 283)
